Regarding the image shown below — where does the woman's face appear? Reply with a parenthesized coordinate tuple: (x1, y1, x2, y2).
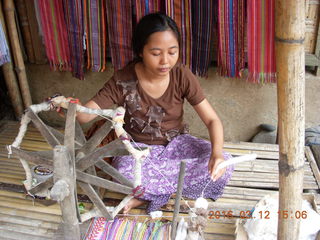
(140, 30, 179, 78)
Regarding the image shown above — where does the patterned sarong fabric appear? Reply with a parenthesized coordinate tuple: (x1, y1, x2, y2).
(84, 0, 108, 72)
(217, 0, 245, 78)
(247, 0, 276, 83)
(0, 22, 11, 66)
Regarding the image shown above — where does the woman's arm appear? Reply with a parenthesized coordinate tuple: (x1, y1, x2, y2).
(193, 98, 226, 181)
(76, 100, 101, 124)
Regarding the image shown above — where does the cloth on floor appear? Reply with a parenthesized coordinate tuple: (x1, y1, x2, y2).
(83, 217, 171, 240)
(112, 134, 234, 213)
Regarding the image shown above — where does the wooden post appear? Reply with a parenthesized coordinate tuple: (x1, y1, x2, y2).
(3, 0, 32, 108)
(0, 2, 23, 118)
(14, 0, 35, 63)
(275, 0, 305, 239)
(171, 160, 186, 240)
(51, 145, 80, 240)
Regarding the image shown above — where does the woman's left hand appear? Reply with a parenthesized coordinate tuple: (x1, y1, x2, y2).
(208, 155, 226, 181)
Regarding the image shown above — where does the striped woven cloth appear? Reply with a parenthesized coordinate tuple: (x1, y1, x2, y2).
(105, 0, 134, 70)
(84, 0, 107, 72)
(36, 0, 71, 71)
(134, 0, 163, 24)
(63, 0, 85, 80)
(191, 0, 215, 77)
(0, 22, 11, 66)
(247, 0, 276, 83)
(84, 217, 171, 240)
(217, 0, 245, 78)
(165, 0, 192, 68)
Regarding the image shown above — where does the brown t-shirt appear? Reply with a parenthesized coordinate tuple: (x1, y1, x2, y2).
(92, 62, 205, 145)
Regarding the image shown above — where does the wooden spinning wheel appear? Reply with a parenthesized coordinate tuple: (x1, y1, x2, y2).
(7, 99, 150, 239)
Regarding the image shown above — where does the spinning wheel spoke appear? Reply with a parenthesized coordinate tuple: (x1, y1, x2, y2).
(76, 170, 133, 195)
(26, 109, 61, 147)
(76, 138, 128, 170)
(78, 182, 113, 220)
(77, 120, 112, 155)
(10, 147, 53, 168)
(95, 160, 134, 188)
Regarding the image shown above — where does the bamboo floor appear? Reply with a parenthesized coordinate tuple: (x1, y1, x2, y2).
(0, 120, 319, 240)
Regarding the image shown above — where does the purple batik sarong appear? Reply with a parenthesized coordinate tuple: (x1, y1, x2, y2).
(112, 134, 234, 213)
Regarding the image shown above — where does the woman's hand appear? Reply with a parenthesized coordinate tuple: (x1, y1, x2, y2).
(208, 155, 226, 181)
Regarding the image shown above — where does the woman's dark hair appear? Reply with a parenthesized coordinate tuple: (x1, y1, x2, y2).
(132, 12, 181, 59)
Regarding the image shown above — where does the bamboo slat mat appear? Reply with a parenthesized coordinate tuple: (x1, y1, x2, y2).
(0, 120, 319, 239)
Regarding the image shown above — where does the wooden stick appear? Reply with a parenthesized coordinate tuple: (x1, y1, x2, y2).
(94, 160, 134, 188)
(3, 0, 32, 108)
(52, 145, 80, 239)
(275, 0, 305, 238)
(171, 160, 186, 240)
(78, 182, 113, 220)
(75, 120, 86, 146)
(76, 170, 132, 195)
(10, 146, 53, 168)
(26, 109, 61, 147)
(76, 120, 112, 156)
(76, 139, 128, 170)
(14, 0, 35, 63)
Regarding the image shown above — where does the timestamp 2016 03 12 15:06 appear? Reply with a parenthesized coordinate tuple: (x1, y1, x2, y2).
(208, 210, 308, 220)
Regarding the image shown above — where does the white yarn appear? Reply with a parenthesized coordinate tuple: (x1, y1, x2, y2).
(175, 217, 188, 240)
(150, 211, 163, 219)
(214, 153, 257, 174)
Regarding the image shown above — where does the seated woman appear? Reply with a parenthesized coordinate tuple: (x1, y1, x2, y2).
(77, 12, 234, 214)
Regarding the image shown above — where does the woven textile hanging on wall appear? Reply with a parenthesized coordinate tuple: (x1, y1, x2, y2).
(63, 0, 85, 80)
(191, 0, 215, 77)
(84, 0, 108, 72)
(165, 0, 192, 68)
(247, 0, 276, 83)
(36, 0, 71, 71)
(105, 0, 134, 71)
(0, 22, 11, 66)
(217, 0, 245, 78)
(134, 0, 163, 24)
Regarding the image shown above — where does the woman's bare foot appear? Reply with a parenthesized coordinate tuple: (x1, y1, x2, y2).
(122, 198, 145, 214)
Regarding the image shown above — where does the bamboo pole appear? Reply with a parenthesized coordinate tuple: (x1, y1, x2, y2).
(275, 0, 305, 239)
(14, 0, 35, 63)
(0, 1, 23, 118)
(3, 0, 32, 108)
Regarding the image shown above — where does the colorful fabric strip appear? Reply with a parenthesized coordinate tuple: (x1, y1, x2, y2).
(247, 0, 276, 83)
(0, 22, 11, 66)
(217, 0, 245, 78)
(134, 0, 163, 24)
(63, 0, 85, 80)
(36, 0, 71, 71)
(191, 0, 215, 77)
(105, 0, 134, 70)
(84, 217, 171, 240)
(84, 0, 107, 72)
(165, 0, 192, 68)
